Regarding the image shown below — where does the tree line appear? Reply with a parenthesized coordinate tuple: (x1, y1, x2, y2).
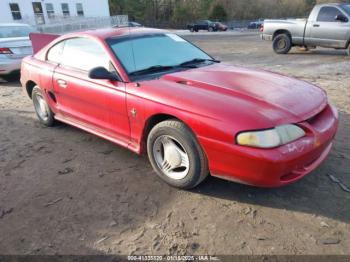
(109, 0, 350, 28)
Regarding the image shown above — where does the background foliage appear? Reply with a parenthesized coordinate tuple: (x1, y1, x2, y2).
(109, 0, 350, 27)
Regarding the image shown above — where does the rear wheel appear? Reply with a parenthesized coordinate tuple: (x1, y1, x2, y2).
(32, 86, 55, 127)
(190, 27, 194, 32)
(208, 27, 214, 32)
(147, 120, 209, 189)
(347, 44, 350, 56)
(273, 34, 292, 54)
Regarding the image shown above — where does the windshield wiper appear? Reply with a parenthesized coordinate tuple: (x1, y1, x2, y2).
(129, 65, 175, 76)
(178, 58, 220, 67)
(128, 59, 220, 77)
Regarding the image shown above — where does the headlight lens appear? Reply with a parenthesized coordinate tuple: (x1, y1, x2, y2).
(236, 124, 305, 148)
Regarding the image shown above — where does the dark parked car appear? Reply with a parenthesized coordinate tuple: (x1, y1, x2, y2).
(248, 20, 264, 29)
(187, 20, 228, 32)
(213, 22, 228, 31)
(113, 21, 142, 28)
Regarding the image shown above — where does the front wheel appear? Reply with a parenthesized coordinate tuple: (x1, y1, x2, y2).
(347, 44, 350, 56)
(147, 120, 209, 189)
(208, 27, 214, 32)
(32, 86, 55, 127)
(273, 34, 292, 54)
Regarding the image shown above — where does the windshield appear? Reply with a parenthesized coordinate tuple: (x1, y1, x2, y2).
(107, 33, 212, 76)
(341, 4, 350, 16)
(0, 25, 36, 38)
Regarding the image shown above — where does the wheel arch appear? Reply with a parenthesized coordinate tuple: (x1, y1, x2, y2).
(25, 80, 37, 99)
(273, 29, 292, 40)
(140, 113, 197, 154)
(346, 38, 350, 48)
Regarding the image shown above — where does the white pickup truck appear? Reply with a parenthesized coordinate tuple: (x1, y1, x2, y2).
(262, 3, 350, 55)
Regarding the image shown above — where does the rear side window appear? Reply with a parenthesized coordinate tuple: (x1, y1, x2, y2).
(60, 38, 110, 72)
(317, 7, 343, 22)
(47, 41, 65, 63)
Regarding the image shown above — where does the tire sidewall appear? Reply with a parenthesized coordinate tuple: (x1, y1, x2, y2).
(147, 122, 206, 189)
(32, 86, 55, 126)
(273, 34, 292, 54)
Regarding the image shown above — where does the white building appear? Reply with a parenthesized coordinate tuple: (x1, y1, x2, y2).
(0, 0, 110, 25)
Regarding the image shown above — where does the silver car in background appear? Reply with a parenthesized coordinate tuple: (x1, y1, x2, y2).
(0, 23, 35, 81)
(262, 3, 350, 55)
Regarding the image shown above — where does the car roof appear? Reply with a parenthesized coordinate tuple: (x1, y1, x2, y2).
(68, 27, 166, 40)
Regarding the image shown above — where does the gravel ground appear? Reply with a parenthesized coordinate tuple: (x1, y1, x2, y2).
(0, 33, 349, 256)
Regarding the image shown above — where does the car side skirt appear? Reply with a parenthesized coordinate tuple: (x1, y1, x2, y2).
(54, 113, 139, 153)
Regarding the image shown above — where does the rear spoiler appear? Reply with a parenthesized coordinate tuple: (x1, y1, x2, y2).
(29, 33, 60, 54)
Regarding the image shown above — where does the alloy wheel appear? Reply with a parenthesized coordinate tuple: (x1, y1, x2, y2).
(152, 135, 190, 180)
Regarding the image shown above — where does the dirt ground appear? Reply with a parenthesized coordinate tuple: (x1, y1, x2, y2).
(0, 33, 349, 256)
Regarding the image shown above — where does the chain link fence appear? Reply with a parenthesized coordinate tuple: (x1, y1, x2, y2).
(25, 15, 261, 34)
(32, 15, 128, 34)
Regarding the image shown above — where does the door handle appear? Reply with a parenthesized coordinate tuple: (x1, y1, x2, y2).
(313, 24, 320, 27)
(57, 79, 67, 88)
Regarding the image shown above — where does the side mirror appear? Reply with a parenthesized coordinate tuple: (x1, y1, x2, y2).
(335, 14, 348, 22)
(88, 67, 120, 81)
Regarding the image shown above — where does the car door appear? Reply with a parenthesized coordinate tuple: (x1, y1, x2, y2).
(204, 21, 210, 30)
(309, 6, 349, 48)
(198, 20, 206, 30)
(49, 37, 130, 145)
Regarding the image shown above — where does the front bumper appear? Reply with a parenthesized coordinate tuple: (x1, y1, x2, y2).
(0, 58, 22, 76)
(199, 104, 339, 187)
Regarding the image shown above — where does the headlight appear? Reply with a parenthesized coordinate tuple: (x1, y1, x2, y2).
(236, 124, 305, 148)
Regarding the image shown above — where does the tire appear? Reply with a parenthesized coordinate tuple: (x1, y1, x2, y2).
(347, 44, 350, 56)
(147, 119, 209, 189)
(1, 73, 19, 82)
(273, 34, 292, 54)
(208, 27, 214, 32)
(32, 86, 55, 127)
(190, 27, 194, 32)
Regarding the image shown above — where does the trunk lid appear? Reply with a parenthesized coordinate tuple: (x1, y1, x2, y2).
(0, 37, 32, 58)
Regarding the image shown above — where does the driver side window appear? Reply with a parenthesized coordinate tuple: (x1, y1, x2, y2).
(47, 38, 113, 72)
(60, 38, 111, 72)
(47, 41, 65, 64)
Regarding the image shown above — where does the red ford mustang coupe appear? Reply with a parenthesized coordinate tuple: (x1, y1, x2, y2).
(21, 27, 339, 189)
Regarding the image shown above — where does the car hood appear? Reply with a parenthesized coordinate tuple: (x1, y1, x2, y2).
(152, 64, 327, 127)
